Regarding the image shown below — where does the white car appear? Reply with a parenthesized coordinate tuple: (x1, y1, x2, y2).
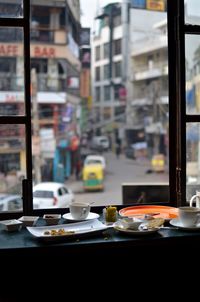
(0, 194, 22, 212)
(84, 155, 106, 171)
(33, 182, 75, 209)
(91, 136, 109, 151)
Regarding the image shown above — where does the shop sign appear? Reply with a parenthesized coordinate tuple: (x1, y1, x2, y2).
(146, 0, 166, 11)
(131, 0, 146, 9)
(80, 48, 91, 68)
(80, 28, 90, 46)
(80, 69, 90, 98)
(34, 46, 56, 58)
(131, 0, 166, 11)
(67, 77, 79, 89)
(0, 92, 24, 103)
(0, 44, 19, 56)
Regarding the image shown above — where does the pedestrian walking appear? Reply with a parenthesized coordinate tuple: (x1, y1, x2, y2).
(75, 159, 81, 180)
(115, 138, 121, 159)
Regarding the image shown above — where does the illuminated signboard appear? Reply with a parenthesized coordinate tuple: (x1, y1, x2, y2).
(146, 0, 166, 12)
(131, 0, 167, 12)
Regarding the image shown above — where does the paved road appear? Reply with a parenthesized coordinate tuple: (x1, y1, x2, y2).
(67, 151, 169, 206)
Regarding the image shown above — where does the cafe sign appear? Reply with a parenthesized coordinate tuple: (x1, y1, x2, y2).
(0, 44, 56, 58)
(0, 44, 19, 56)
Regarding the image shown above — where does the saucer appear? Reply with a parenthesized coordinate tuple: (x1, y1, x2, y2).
(170, 218, 200, 231)
(62, 212, 100, 222)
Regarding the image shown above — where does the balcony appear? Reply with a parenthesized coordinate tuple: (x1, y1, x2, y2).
(132, 36, 167, 57)
(0, 73, 66, 92)
(132, 61, 168, 81)
(30, 28, 67, 44)
(0, 74, 23, 92)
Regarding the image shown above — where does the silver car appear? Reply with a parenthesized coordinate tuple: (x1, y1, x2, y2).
(0, 194, 22, 211)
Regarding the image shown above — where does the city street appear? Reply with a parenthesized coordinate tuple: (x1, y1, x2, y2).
(67, 151, 169, 206)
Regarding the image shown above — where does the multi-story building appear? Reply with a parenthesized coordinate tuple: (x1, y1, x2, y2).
(130, 17, 168, 159)
(0, 0, 81, 186)
(91, 2, 168, 150)
(91, 3, 125, 139)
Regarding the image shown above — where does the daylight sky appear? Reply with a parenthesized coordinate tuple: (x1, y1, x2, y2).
(80, 0, 122, 28)
(80, 0, 200, 28)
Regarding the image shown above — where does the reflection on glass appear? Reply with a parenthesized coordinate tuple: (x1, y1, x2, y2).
(0, 124, 25, 212)
(0, 1, 23, 18)
(0, 27, 24, 115)
(186, 123, 200, 201)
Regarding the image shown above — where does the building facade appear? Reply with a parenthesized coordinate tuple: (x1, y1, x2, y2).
(91, 3, 125, 139)
(0, 0, 81, 187)
(130, 17, 168, 159)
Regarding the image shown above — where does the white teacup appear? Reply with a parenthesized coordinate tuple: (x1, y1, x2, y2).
(190, 191, 200, 208)
(69, 202, 90, 220)
(179, 206, 200, 227)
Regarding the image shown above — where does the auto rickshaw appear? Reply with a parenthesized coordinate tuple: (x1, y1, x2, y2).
(82, 163, 104, 191)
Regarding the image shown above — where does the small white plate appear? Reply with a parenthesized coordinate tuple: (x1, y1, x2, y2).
(62, 212, 100, 222)
(113, 220, 160, 236)
(170, 218, 200, 231)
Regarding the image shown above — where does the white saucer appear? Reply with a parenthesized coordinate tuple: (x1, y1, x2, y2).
(170, 218, 200, 231)
(62, 212, 100, 222)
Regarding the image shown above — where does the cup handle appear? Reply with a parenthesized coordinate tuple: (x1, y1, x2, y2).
(190, 195, 198, 207)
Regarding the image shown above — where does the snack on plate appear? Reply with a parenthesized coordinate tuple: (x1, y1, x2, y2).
(145, 217, 165, 229)
(43, 229, 75, 236)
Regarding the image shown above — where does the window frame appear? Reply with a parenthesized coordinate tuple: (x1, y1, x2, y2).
(0, 0, 33, 218)
(0, 0, 191, 218)
(179, 0, 200, 205)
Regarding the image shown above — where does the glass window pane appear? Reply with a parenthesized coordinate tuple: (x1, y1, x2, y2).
(0, 124, 26, 212)
(0, 1, 23, 18)
(186, 122, 200, 201)
(0, 27, 24, 115)
(91, 5, 169, 205)
(27, 1, 170, 209)
(185, 35, 200, 114)
(185, 0, 200, 25)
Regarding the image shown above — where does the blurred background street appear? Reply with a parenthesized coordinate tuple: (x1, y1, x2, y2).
(67, 151, 168, 206)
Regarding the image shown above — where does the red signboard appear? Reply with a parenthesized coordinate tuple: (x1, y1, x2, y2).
(0, 44, 19, 56)
(34, 46, 56, 58)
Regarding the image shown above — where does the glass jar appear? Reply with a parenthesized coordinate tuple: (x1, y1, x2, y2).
(103, 206, 118, 224)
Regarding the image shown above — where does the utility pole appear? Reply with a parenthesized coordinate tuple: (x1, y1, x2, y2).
(122, 0, 131, 127)
(31, 68, 41, 184)
(152, 80, 160, 156)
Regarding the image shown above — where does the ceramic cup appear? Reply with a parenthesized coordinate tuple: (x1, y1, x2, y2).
(69, 202, 91, 220)
(190, 191, 200, 208)
(179, 206, 200, 227)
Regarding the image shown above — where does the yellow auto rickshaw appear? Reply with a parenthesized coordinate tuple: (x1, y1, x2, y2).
(82, 163, 104, 191)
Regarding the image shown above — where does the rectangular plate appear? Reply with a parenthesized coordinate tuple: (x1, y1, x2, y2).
(27, 219, 108, 241)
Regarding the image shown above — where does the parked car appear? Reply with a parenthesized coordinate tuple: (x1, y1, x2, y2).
(0, 194, 22, 212)
(90, 136, 109, 151)
(33, 182, 75, 209)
